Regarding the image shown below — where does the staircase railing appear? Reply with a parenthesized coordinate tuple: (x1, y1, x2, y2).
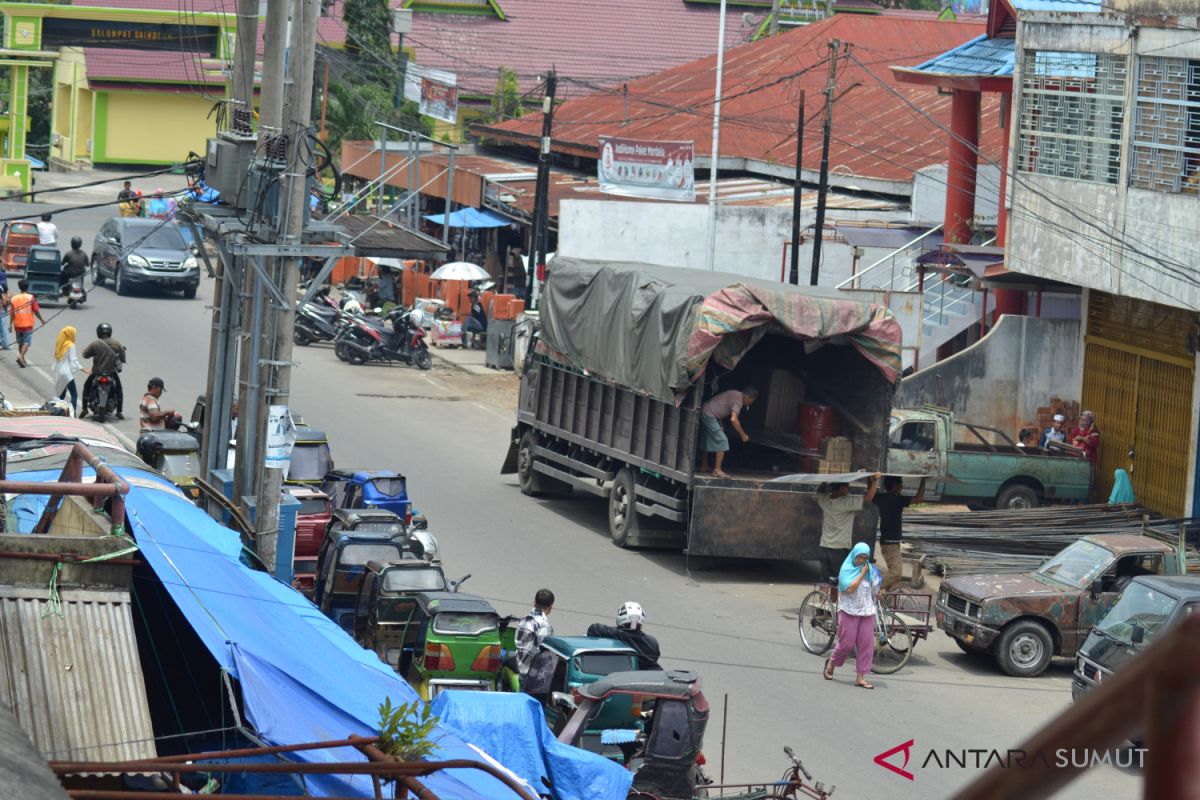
(833, 223, 943, 291)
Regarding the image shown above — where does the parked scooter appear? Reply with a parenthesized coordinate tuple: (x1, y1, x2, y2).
(294, 291, 344, 346)
(62, 275, 87, 309)
(333, 307, 432, 370)
(83, 372, 120, 422)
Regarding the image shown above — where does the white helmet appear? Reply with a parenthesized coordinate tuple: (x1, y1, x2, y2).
(616, 601, 645, 629)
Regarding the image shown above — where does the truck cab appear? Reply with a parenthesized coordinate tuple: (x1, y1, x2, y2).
(1072, 575, 1200, 705)
(936, 533, 1183, 677)
(888, 406, 1092, 508)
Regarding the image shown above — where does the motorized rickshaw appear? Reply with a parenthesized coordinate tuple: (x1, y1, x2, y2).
(0, 221, 38, 277)
(556, 670, 711, 799)
(351, 560, 467, 671)
(407, 591, 503, 699)
(321, 469, 413, 522)
(499, 634, 641, 735)
(313, 528, 425, 631)
(136, 430, 202, 500)
(24, 245, 64, 305)
(285, 428, 333, 486)
(324, 506, 438, 563)
(284, 485, 332, 594)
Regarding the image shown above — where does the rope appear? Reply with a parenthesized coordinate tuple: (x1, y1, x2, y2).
(40, 534, 140, 619)
(132, 580, 187, 736)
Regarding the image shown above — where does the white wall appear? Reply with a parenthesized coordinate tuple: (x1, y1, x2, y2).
(911, 163, 1001, 226)
(558, 199, 907, 287)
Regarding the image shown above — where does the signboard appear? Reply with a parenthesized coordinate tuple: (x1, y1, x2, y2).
(265, 405, 297, 472)
(404, 65, 458, 124)
(40, 18, 221, 52)
(598, 136, 695, 202)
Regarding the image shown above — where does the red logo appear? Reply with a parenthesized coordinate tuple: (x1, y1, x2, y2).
(875, 739, 915, 781)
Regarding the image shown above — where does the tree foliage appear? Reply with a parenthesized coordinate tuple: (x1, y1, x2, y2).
(342, 0, 393, 71)
(487, 67, 524, 124)
(377, 698, 440, 762)
(322, 77, 430, 155)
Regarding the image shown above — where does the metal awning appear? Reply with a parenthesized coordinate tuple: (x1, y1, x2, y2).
(980, 263, 1082, 292)
(339, 216, 452, 259)
(839, 225, 944, 251)
(915, 245, 1004, 278)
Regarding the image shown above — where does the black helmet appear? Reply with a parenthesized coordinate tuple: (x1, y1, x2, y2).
(97, 322, 112, 339)
(70, 235, 82, 249)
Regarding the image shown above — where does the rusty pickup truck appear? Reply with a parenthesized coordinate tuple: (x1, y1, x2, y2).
(935, 533, 1189, 677)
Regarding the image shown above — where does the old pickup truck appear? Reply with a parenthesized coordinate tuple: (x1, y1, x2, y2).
(887, 406, 1092, 509)
(935, 533, 1193, 677)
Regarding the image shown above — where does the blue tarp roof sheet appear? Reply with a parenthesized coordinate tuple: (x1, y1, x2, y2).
(8, 467, 628, 799)
(423, 208, 512, 228)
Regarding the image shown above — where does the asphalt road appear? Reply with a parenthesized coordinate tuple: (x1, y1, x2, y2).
(0, 198, 1140, 799)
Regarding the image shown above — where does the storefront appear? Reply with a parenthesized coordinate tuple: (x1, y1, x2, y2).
(1081, 291, 1199, 515)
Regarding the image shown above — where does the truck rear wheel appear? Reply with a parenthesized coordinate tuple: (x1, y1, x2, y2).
(996, 483, 1039, 510)
(518, 431, 546, 496)
(996, 620, 1053, 677)
(609, 468, 640, 548)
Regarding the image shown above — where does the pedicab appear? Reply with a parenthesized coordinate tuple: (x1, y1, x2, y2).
(136, 430, 202, 500)
(0, 221, 38, 277)
(351, 559, 457, 670)
(24, 245, 64, 305)
(405, 591, 503, 699)
(313, 527, 425, 630)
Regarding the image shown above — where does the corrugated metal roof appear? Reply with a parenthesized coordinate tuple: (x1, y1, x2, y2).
(476, 15, 1003, 186)
(0, 588, 155, 762)
(902, 34, 1016, 78)
(0, 703, 68, 800)
(1009, 0, 1102, 11)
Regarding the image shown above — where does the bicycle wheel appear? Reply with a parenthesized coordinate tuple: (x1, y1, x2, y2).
(798, 590, 837, 656)
(871, 610, 912, 674)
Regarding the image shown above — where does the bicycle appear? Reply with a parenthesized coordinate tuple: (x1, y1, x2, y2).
(796, 584, 913, 674)
(685, 746, 835, 800)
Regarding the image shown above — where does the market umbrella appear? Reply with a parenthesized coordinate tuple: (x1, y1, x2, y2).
(430, 261, 490, 281)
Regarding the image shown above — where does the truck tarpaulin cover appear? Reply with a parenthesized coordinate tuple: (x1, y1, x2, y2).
(7, 467, 626, 800)
(538, 258, 903, 403)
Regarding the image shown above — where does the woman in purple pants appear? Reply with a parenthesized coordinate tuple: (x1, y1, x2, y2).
(823, 541, 881, 689)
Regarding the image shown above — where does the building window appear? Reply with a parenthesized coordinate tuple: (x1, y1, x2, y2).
(1130, 57, 1200, 195)
(1018, 50, 1128, 184)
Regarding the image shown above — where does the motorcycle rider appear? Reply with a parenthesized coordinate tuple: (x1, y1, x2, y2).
(80, 323, 127, 419)
(60, 236, 89, 295)
(586, 601, 662, 670)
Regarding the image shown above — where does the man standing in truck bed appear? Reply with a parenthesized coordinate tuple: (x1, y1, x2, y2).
(817, 473, 880, 598)
(698, 386, 758, 479)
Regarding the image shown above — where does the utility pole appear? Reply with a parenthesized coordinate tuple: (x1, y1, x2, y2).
(704, 0, 729, 272)
(788, 89, 806, 286)
(229, 0, 258, 125)
(769, 0, 781, 36)
(810, 39, 840, 287)
(253, 0, 320, 574)
(528, 69, 556, 309)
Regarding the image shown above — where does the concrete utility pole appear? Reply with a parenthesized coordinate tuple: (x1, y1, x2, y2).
(810, 39, 840, 287)
(528, 69, 556, 309)
(704, 0, 729, 272)
(253, 0, 320, 574)
(229, 0, 259, 118)
(789, 89, 805, 286)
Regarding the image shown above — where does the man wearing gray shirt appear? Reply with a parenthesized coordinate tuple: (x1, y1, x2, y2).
(698, 386, 758, 479)
(817, 473, 880, 598)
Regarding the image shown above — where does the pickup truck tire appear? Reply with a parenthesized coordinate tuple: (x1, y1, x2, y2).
(996, 620, 1053, 677)
(609, 468, 640, 548)
(996, 483, 1039, 510)
(517, 431, 546, 497)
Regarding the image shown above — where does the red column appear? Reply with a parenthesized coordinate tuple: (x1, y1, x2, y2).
(995, 88, 1013, 246)
(944, 88, 980, 245)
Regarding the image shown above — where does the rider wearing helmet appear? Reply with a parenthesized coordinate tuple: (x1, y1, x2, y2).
(586, 601, 662, 670)
(60, 236, 89, 292)
(80, 322, 127, 419)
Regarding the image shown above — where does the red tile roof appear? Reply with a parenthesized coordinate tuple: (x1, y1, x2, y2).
(404, 0, 738, 97)
(476, 14, 1003, 187)
(83, 47, 224, 86)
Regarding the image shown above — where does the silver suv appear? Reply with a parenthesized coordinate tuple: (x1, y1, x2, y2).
(92, 218, 200, 298)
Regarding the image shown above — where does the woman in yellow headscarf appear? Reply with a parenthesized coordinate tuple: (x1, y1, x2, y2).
(52, 325, 88, 415)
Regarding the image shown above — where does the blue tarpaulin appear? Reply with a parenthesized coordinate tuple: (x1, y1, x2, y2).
(8, 467, 625, 799)
(423, 208, 512, 228)
(430, 693, 633, 800)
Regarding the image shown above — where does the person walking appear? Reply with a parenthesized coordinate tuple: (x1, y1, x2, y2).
(118, 181, 138, 217)
(873, 476, 925, 592)
(698, 386, 758, 479)
(816, 473, 880, 598)
(9, 279, 46, 368)
(138, 377, 175, 432)
(512, 588, 555, 702)
(52, 326, 87, 415)
(823, 542, 882, 689)
(0, 270, 11, 351)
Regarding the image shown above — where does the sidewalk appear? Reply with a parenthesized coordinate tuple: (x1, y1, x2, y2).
(0, 347, 52, 408)
(28, 167, 191, 207)
(428, 342, 507, 377)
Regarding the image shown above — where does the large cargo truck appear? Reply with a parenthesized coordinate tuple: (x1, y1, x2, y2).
(501, 258, 905, 561)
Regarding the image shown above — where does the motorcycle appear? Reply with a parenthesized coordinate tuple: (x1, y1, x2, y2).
(294, 292, 344, 346)
(84, 372, 120, 422)
(333, 307, 432, 370)
(62, 276, 87, 309)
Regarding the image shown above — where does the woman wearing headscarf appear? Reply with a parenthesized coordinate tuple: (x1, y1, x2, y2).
(52, 325, 88, 415)
(147, 189, 169, 219)
(823, 541, 882, 689)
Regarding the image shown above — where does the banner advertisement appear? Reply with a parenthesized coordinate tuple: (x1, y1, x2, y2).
(266, 405, 297, 472)
(404, 65, 458, 124)
(597, 136, 695, 201)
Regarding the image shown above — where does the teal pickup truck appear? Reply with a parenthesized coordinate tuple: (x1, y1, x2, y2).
(887, 407, 1092, 509)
